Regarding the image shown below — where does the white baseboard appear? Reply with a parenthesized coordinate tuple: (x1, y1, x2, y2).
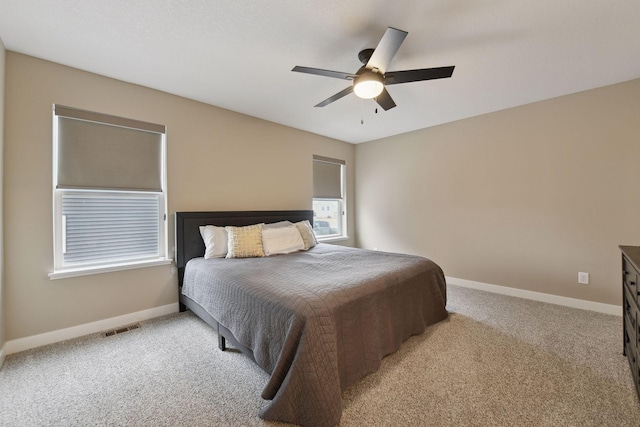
(446, 276, 621, 316)
(1, 279, 620, 357)
(4, 303, 179, 355)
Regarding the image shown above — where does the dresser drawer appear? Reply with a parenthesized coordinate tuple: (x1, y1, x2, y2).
(625, 285, 638, 343)
(627, 330, 638, 382)
(623, 257, 640, 303)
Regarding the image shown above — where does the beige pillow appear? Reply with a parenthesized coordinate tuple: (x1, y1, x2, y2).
(225, 224, 265, 258)
(295, 220, 318, 250)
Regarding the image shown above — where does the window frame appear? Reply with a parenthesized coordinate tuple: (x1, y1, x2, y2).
(312, 156, 348, 242)
(49, 106, 170, 280)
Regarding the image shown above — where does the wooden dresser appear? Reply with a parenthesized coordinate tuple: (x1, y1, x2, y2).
(620, 245, 640, 398)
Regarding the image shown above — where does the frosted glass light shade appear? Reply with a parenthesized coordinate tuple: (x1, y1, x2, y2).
(353, 71, 384, 99)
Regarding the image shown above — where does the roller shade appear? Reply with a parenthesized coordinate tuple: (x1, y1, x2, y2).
(313, 155, 345, 199)
(54, 105, 165, 192)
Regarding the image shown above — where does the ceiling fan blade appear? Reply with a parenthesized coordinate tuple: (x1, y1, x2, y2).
(366, 27, 408, 74)
(375, 87, 396, 111)
(385, 66, 455, 85)
(315, 86, 354, 107)
(292, 66, 357, 80)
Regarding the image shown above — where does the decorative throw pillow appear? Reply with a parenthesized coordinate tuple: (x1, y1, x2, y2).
(199, 225, 228, 259)
(262, 225, 305, 256)
(225, 223, 265, 258)
(295, 220, 318, 250)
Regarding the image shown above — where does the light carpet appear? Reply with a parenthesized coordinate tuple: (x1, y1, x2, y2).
(1, 285, 639, 426)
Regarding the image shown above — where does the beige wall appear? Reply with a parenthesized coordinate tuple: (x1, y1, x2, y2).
(4, 52, 355, 341)
(0, 38, 5, 353)
(356, 79, 640, 306)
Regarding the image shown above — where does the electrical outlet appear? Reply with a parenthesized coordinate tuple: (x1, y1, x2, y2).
(578, 272, 589, 285)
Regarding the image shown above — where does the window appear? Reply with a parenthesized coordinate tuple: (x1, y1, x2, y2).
(312, 155, 346, 240)
(50, 105, 169, 279)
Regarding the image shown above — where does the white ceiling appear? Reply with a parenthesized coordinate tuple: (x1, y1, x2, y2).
(1, 1, 639, 144)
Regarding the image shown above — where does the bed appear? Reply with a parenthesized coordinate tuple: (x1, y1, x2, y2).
(175, 210, 448, 427)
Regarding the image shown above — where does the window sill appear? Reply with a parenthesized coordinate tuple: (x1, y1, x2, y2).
(317, 235, 350, 244)
(49, 257, 173, 280)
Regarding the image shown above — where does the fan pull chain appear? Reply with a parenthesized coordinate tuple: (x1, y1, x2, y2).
(360, 101, 380, 124)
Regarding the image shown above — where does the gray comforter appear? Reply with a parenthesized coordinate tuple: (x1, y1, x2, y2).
(182, 243, 447, 427)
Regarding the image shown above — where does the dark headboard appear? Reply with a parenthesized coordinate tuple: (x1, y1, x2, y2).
(174, 210, 314, 276)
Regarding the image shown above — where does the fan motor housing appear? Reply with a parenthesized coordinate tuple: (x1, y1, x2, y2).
(358, 48, 375, 65)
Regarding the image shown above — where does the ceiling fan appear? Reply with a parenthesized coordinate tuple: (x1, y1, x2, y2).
(292, 27, 455, 111)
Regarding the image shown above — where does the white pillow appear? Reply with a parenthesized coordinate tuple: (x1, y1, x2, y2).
(199, 225, 228, 259)
(263, 220, 293, 229)
(262, 225, 305, 256)
(295, 220, 318, 250)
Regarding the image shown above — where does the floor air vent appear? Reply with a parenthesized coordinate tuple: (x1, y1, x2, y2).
(103, 323, 141, 337)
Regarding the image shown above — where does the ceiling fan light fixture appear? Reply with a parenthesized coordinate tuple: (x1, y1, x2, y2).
(292, 26, 454, 110)
(353, 71, 384, 99)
